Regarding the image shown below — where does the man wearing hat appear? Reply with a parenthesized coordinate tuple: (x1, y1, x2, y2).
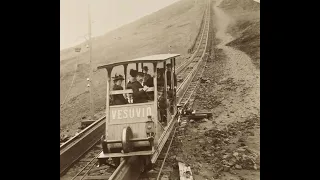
(166, 64, 177, 114)
(166, 64, 177, 88)
(131, 72, 149, 103)
(157, 87, 168, 125)
(143, 66, 153, 87)
(112, 74, 127, 105)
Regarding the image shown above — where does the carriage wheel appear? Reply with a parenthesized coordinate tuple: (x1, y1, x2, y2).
(122, 126, 133, 153)
(112, 157, 120, 167)
(101, 135, 109, 154)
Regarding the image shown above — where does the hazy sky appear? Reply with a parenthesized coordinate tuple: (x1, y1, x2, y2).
(60, 0, 180, 50)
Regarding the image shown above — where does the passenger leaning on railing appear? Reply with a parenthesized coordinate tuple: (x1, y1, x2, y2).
(143, 66, 153, 87)
(131, 72, 149, 103)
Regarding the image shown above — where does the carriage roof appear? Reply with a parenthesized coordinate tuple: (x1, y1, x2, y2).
(97, 54, 180, 69)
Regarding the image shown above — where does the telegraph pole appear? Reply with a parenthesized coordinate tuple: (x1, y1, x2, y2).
(88, 4, 94, 119)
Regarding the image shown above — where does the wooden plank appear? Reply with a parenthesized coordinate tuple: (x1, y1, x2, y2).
(75, 175, 111, 180)
(178, 162, 193, 180)
(195, 110, 213, 117)
(98, 150, 153, 158)
(81, 120, 96, 126)
(187, 114, 207, 119)
(110, 87, 155, 95)
(110, 89, 133, 95)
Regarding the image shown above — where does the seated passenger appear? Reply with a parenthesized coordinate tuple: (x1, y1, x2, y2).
(126, 69, 138, 103)
(112, 74, 127, 105)
(127, 69, 137, 89)
(131, 72, 149, 103)
(142, 66, 153, 87)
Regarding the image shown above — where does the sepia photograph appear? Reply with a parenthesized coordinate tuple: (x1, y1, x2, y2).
(60, 0, 260, 179)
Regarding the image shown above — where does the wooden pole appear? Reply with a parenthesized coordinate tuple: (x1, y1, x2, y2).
(88, 4, 94, 119)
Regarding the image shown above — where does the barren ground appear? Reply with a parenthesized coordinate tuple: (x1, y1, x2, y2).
(60, 0, 208, 138)
(164, 0, 260, 179)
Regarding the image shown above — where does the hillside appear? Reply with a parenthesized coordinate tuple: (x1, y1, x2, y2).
(220, 0, 260, 68)
(60, 0, 207, 136)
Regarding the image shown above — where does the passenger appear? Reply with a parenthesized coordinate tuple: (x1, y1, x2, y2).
(131, 72, 149, 103)
(126, 69, 138, 103)
(126, 69, 137, 90)
(142, 66, 153, 87)
(112, 74, 127, 105)
(157, 68, 165, 88)
(166, 64, 177, 89)
(158, 90, 167, 125)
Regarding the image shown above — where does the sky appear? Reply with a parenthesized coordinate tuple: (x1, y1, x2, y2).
(60, 0, 180, 50)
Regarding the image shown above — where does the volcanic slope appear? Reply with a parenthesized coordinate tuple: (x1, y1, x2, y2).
(164, 0, 260, 179)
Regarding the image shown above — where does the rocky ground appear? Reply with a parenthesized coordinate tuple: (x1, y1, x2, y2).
(164, 0, 260, 179)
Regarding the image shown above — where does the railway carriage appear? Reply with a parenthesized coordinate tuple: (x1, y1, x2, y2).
(97, 54, 181, 169)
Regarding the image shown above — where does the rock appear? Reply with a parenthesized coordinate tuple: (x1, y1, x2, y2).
(190, 119, 195, 123)
(222, 154, 230, 159)
(233, 152, 239, 157)
(223, 165, 230, 172)
(235, 164, 242, 169)
(100, 169, 105, 174)
(228, 157, 237, 166)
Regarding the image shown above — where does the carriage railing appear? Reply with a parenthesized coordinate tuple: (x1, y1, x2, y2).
(110, 87, 155, 95)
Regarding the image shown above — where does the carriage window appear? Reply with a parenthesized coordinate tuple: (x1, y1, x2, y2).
(125, 63, 155, 104)
(110, 63, 155, 106)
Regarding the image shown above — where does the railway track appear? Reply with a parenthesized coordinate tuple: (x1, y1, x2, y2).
(61, 1, 212, 179)
(139, 4, 214, 179)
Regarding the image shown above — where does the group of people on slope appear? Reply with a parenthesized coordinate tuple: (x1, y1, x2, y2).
(110, 64, 177, 125)
(111, 66, 154, 105)
(111, 64, 176, 105)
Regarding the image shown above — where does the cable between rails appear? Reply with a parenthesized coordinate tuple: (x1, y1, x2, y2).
(156, 126, 178, 180)
(61, 62, 78, 108)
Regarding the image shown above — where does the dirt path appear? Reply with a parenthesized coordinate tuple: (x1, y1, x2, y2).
(213, 0, 260, 128)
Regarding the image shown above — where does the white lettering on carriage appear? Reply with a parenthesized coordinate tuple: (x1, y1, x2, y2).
(136, 108, 141, 117)
(111, 107, 152, 120)
(123, 109, 128, 119)
(112, 111, 117, 119)
(129, 109, 134, 118)
(118, 110, 122, 119)
(142, 108, 145, 117)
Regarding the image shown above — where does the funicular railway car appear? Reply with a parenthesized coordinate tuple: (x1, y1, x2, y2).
(97, 54, 181, 170)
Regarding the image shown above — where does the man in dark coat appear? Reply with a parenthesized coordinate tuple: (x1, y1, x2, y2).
(111, 74, 127, 105)
(166, 64, 177, 88)
(126, 69, 138, 103)
(143, 66, 153, 87)
(166, 64, 177, 114)
(131, 72, 149, 103)
(157, 89, 167, 125)
(157, 68, 165, 87)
